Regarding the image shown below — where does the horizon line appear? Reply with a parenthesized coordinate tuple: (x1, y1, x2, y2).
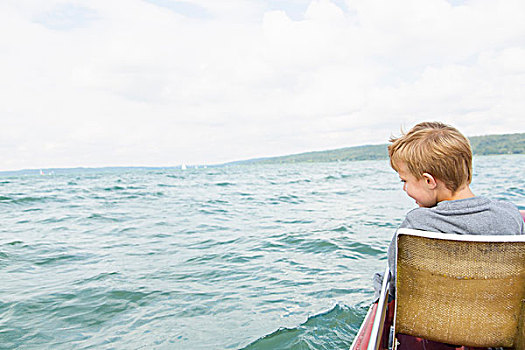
(1, 131, 523, 174)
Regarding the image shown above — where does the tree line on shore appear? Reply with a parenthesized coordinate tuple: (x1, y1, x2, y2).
(230, 132, 525, 165)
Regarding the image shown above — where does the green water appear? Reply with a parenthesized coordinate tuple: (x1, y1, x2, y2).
(1, 155, 523, 349)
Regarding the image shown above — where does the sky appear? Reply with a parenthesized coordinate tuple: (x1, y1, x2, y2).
(1, 0, 524, 171)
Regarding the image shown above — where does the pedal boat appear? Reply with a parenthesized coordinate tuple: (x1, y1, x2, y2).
(351, 210, 525, 350)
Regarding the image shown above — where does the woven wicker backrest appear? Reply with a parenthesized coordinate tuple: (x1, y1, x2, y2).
(395, 229, 525, 348)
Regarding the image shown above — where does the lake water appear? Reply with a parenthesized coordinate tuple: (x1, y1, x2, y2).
(1, 155, 523, 349)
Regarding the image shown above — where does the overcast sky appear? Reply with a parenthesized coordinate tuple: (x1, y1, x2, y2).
(1, 0, 524, 171)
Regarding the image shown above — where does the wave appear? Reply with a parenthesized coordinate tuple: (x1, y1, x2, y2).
(86, 213, 124, 222)
(104, 186, 126, 191)
(215, 182, 235, 187)
(0, 287, 158, 348)
(33, 252, 93, 266)
(240, 304, 365, 350)
(266, 194, 305, 205)
(0, 196, 62, 205)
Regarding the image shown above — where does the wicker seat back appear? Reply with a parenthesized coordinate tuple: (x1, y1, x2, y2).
(395, 229, 525, 349)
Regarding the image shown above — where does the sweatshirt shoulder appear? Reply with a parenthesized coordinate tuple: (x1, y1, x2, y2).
(399, 207, 434, 229)
(488, 198, 523, 219)
(399, 198, 525, 234)
(491, 198, 520, 211)
(490, 199, 525, 233)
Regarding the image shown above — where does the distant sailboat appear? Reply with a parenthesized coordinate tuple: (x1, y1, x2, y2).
(40, 169, 44, 175)
(181, 164, 187, 170)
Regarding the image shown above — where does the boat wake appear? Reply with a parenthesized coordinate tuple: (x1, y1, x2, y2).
(240, 304, 366, 350)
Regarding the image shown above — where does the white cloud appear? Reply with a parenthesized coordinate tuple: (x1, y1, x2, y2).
(0, 0, 524, 170)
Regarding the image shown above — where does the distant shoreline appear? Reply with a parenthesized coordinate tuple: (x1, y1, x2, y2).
(1, 133, 523, 175)
(225, 132, 525, 166)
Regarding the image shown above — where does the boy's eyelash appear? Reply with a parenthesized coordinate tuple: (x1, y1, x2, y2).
(400, 180, 406, 183)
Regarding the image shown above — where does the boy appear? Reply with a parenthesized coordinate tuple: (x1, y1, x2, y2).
(374, 121, 525, 297)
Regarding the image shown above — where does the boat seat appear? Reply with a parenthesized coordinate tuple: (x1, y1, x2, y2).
(394, 229, 525, 349)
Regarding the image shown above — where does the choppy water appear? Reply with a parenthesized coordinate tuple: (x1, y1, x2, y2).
(1, 155, 523, 349)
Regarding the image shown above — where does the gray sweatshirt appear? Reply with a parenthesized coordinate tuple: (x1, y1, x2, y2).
(374, 196, 525, 298)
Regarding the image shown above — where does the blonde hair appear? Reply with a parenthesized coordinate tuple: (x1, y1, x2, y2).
(388, 122, 472, 193)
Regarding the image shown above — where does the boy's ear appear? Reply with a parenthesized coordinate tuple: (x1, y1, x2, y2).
(422, 173, 437, 189)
